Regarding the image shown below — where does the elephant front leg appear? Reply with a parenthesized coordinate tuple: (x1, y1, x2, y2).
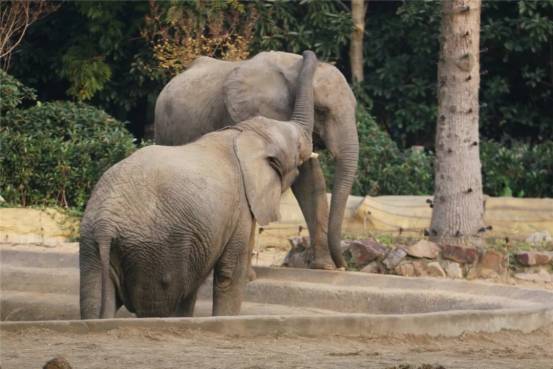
(292, 158, 335, 270)
(212, 221, 254, 316)
(176, 289, 198, 317)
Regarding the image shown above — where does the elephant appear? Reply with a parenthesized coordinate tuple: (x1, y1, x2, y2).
(79, 51, 318, 319)
(154, 51, 359, 269)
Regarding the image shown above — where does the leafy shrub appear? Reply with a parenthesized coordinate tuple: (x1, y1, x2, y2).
(1, 100, 136, 209)
(481, 140, 553, 198)
(0, 69, 37, 113)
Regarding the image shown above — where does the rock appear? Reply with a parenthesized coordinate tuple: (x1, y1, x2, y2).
(382, 247, 407, 270)
(281, 250, 309, 268)
(345, 239, 388, 268)
(479, 250, 507, 274)
(43, 357, 73, 369)
(514, 270, 552, 283)
(395, 262, 416, 277)
(444, 262, 463, 279)
(282, 236, 310, 268)
(515, 251, 553, 266)
(405, 240, 440, 259)
(426, 262, 446, 278)
(526, 231, 552, 244)
(480, 268, 500, 280)
(441, 244, 479, 264)
(341, 240, 353, 251)
(288, 236, 309, 249)
(411, 260, 428, 276)
(360, 261, 383, 274)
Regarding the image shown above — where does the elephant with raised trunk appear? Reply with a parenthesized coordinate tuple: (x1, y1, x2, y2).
(80, 51, 318, 319)
(155, 51, 359, 269)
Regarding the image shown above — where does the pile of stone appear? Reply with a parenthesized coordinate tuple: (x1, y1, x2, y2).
(283, 235, 553, 283)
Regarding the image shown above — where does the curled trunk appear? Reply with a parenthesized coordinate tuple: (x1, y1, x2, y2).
(291, 50, 317, 137)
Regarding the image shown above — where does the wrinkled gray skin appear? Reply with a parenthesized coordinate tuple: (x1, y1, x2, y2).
(80, 51, 317, 319)
(155, 51, 358, 269)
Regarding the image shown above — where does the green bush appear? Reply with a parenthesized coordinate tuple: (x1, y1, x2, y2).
(0, 69, 37, 113)
(481, 140, 553, 198)
(1, 100, 136, 210)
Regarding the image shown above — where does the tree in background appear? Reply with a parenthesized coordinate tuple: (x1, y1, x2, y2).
(141, 0, 258, 77)
(350, 0, 366, 83)
(430, 0, 485, 246)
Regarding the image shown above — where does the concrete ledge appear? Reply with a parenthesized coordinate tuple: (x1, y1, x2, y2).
(2, 308, 552, 337)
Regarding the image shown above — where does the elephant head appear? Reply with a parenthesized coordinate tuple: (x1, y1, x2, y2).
(233, 51, 317, 226)
(223, 51, 358, 268)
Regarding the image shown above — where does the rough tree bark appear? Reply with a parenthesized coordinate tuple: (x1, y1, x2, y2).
(430, 0, 486, 247)
(350, 0, 367, 83)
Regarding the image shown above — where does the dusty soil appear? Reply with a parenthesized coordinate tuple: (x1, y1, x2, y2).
(2, 324, 553, 369)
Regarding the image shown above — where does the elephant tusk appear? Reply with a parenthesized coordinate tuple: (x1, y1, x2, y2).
(310, 152, 319, 159)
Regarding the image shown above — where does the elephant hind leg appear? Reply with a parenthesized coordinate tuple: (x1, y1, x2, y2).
(80, 239, 120, 319)
(212, 218, 255, 316)
(80, 265, 102, 319)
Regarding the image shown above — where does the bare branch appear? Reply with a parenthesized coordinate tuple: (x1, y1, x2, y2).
(0, 0, 59, 70)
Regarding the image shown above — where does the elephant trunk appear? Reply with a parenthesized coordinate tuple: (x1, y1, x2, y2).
(328, 114, 359, 269)
(291, 51, 317, 137)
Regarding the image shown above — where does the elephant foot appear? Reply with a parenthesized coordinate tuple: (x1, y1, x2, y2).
(309, 256, 336, 270)
(247, 267, 257, 281)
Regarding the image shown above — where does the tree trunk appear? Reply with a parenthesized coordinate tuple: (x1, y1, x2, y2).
(350, 0, 366, 83)
(430, 0, 485, 247)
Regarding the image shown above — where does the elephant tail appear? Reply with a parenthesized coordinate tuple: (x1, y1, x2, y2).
(97, 236, 113, 319)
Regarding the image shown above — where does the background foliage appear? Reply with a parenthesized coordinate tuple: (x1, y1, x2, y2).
(2, 0, 552, 207)
(0, 73, 136, 209)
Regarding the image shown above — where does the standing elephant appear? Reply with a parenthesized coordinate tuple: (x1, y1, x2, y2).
(79, 51, 318, 319)
(155, 51, 359, 269)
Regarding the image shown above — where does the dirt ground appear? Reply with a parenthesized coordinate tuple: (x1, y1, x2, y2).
(2, 324, 553, 369)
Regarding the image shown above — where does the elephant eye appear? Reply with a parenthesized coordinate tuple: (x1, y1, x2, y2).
(268, 156, 284, 179)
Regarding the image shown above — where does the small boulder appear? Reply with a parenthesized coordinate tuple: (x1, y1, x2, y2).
(526, 231, 552, 245)
(43, 357, 73, 369)
(426, 262, 446, 278)
(288, 236, 309, 249)
(360, 261, 383, 274)
(282, 236, 310, 268)
(479, 250, 507, 274)
(395, 262, 416, 277)
(444, 262, 463, 279)
(441, 244, 479, 264)
(411, 260, 428, 276)
(405, 240, 440, 259)
(514, 270, 552, 283)
(515, 251, 553, 267)
(382, 247, 407, 270)
(345, 239, 388, 268)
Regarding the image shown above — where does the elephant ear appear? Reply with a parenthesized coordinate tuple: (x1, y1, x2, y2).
(224, 61, 295, 123)
(234, 131, 283, 226)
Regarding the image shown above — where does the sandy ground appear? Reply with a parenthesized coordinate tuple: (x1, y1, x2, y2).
(2, 324, 553, 369)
